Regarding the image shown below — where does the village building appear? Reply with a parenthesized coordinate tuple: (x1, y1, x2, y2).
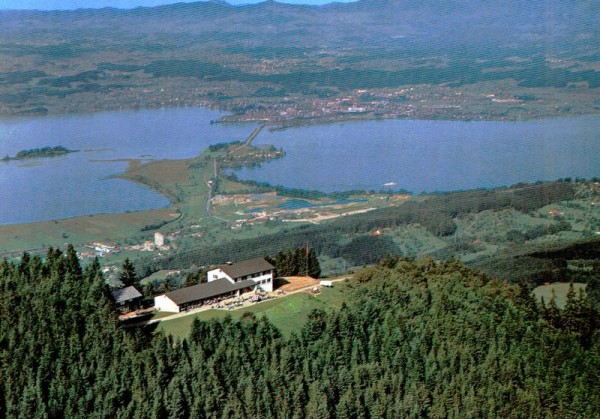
(154, 232, 165, 247)
(207, 257, 275, 292)
(153, 257, 275, 313)
(111, 285, 143, 313)
(154, 278, 256, 313)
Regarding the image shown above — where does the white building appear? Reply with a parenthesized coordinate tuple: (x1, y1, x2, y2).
(153, 257, 275, 313)
(207, 257, 275, 292)
(154, 232, 165, 247)
(154, 278, 257, 313)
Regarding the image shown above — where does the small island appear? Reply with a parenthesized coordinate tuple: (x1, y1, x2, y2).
(1, 145, 78, 161)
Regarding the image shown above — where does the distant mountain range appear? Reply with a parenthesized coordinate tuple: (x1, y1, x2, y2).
(1, 0, 598, 55)
(1, 0, 599, 119)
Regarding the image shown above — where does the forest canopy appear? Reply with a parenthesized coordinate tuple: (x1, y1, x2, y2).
(0, 248, 598, 417)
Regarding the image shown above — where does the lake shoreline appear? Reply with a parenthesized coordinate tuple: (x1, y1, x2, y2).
(1, 107, 600, 228)
(235, 114, 600, 194)
(3, 102, 600, 126)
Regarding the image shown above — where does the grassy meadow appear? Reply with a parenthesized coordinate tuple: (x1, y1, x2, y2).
(0, 208, 178, 255)
(532, 282, 587, 308)
(157, 284, 347, 339)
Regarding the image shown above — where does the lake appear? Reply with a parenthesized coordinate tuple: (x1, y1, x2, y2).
(238, 116, 600, 193)
(1, 108, 599, 225)
(0, 108, 255, 224)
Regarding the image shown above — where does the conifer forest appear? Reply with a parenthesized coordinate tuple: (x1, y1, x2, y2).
(1, 247, 598, 417)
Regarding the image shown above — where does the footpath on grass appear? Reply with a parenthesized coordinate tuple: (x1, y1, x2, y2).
(128, 275, 350, 327)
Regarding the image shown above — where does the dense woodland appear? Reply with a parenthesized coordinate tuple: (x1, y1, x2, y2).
(1, 246, 599, 417)
(267, 246, 321, 279)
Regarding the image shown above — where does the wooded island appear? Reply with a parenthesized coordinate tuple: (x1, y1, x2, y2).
(1, 146, 77, 161)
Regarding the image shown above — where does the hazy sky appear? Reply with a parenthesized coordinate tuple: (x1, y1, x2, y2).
(0, 0, 357, 10)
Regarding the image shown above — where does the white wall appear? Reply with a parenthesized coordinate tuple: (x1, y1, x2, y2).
(252, 272, 273, 292)
(207, 268, 233, 284)
(207, 268, 273, 292)
(154, 294, 180, 313)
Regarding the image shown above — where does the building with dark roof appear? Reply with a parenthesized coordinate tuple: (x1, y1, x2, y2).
(154, 278, 257, 313)
(111, 285, 142, 312)
(207, 257, 274, 292)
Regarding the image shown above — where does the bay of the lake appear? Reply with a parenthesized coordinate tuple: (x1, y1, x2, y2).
(239, 115, 600, 193)
(1, 108, 599, 225)
(0, 108, 255, 225)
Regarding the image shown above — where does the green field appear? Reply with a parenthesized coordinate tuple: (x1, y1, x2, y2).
(0, 208, 178, 255)
(140, 270, 175, 285)
(157, 285, 347, 339)
(532, 282, 587, 308)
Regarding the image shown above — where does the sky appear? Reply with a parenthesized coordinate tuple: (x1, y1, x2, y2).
(0, 0, 357, 10)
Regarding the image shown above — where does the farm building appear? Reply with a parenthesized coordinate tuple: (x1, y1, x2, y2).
(154, 278, 256, 313)
(111, 285, 142, 313)
(207, 257, 275, 292)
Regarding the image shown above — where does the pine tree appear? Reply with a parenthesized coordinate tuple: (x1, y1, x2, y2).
(335, 389, 359, 418)
(273, 251, 294, 276)
(515, 280, 538, 315)
(166, 378, 187, 419)
(562, 283, 578, 332)
(144, 282, 156, 298)
(544, 290, 561, 328)
(306, 382, 331, 419)
(585, 273, 600, 309)
(184, 273, 198, 288)
(295, 247, 307, 276)
(65, 244, 82, 280)
(306, 248, 321, 278)
(119, 258, 137, 287)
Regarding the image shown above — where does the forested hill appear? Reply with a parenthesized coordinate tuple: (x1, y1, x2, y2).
(1, 248, 599, 417)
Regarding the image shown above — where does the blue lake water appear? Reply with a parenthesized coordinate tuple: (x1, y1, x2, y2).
(0, 108, 255, 224)
(238, 116, 600, 193)
(1, 108, 600, 225)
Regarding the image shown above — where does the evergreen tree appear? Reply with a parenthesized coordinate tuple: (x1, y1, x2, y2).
(144, 282, 156, 298)
(585, 272, 600, 309)
(306, 382, 331, 419)
(0, 248, 598, 417)
(65, 244, 82, 280)
(562, 283, 578, 332)
(184, 273, 198, 288)
(294, 247, 306, 276)
(119, 258, 137, 287)
(306, 248, 321, 278)
(544, 290, 561, 328)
